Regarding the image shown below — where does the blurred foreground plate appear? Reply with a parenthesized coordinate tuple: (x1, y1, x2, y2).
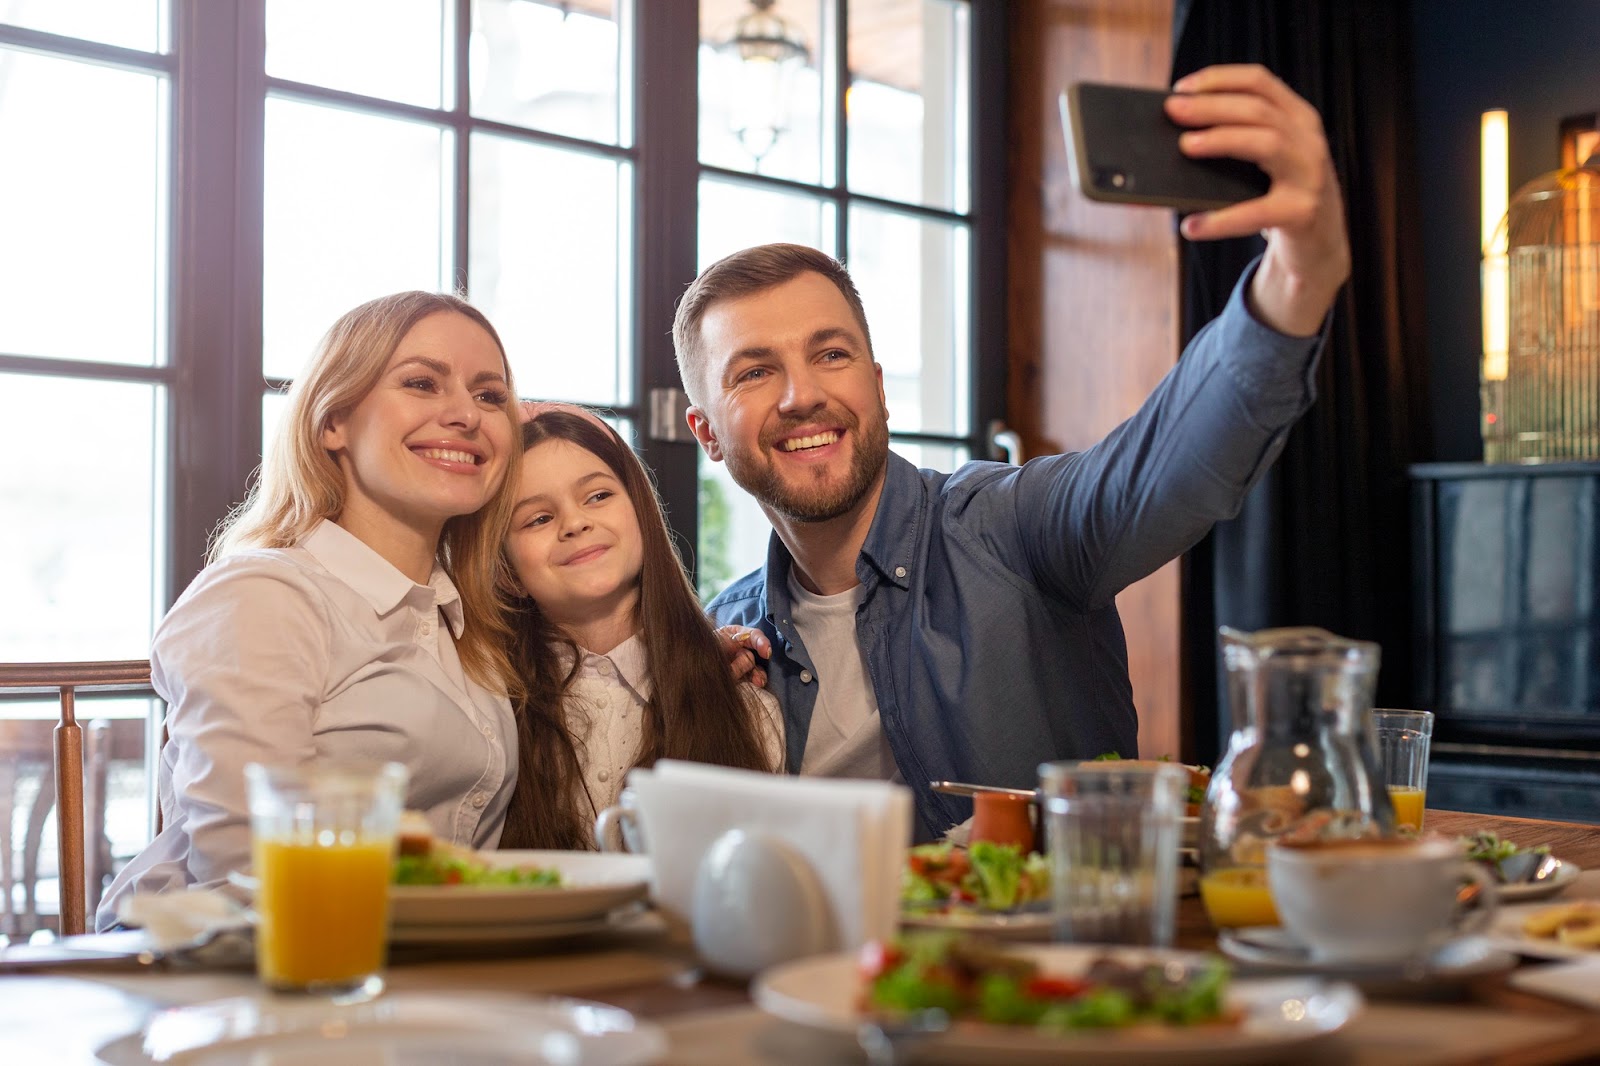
(389, 851, 650, 927)
(754, 944, 1362, 1065)
(96, 991, 665, 1066)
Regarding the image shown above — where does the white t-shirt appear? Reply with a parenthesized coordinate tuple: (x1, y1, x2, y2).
(98, 519, 517, 930)
(788, 572, 899, 781)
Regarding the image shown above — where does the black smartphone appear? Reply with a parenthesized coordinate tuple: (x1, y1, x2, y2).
(1060, 82, 1270, 212)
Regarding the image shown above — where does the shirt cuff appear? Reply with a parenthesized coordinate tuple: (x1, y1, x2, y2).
(1211, 255, 1327, 408)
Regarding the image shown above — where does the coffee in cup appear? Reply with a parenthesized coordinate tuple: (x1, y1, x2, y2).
(1266, 835, 1495, 965)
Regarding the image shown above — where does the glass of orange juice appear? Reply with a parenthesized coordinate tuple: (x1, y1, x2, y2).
(1371, 709, 1434, 831)
(245, 761, 408, 1001)
(1199, 865, 1281, 928)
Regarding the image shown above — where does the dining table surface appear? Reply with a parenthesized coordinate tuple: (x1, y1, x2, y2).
(5, 807, 1600, 1065)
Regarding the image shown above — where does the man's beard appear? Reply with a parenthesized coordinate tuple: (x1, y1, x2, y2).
(724, 408, 890, 523)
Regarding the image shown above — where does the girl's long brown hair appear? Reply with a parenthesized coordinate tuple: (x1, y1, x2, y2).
(497, 410, 773, 849)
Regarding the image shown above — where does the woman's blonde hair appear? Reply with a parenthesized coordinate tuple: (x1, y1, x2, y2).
(212, 290, 524, 694)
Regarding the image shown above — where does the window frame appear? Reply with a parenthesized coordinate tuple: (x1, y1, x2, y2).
(0, 0, 1008, 606)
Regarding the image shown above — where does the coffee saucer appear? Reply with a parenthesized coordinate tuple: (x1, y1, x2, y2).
(1218, 927, 1515, 987)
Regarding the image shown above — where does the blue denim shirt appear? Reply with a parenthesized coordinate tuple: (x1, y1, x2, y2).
(706, 265, 1322, 839)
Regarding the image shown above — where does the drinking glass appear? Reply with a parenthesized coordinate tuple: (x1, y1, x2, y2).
(246, 761, 408, 1000)
(1371, 709, 1434, 831)
(1039, 761, 1185, 946)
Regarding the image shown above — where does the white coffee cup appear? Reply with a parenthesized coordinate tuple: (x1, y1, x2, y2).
(594, 787, 643, 853)
(1267, 835, 1496, 965)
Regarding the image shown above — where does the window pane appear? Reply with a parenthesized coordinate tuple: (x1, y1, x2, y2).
(698, 458, 771, 601)
(0, 51, 166, 365)
(891, 438, 967, 473)
(698, 177, 836, 269)
(262, 389, 290, 459)
(847, 204, 969, 434)
(471, 0, 625, 146)
(470, 136, 630, 406)
(847, 0, 969, 212)
(0, 0, 166, 52)
(700, 0, 831, 186)
(1, 375, 161, 660)
(266, 0, 447, 108)
(263, 98, 451, 379)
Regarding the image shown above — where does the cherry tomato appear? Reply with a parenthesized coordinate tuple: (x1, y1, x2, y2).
(857, 940, 904, 979)
(1025, 976, 1090, 1000)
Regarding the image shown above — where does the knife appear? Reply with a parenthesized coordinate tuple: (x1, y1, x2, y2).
(929, 780, 1039, 799)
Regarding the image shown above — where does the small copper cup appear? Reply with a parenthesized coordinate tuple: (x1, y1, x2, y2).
(970, 791, 1039, 853)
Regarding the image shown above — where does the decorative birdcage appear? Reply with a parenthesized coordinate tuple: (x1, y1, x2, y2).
(1481, 159, 1600, 462)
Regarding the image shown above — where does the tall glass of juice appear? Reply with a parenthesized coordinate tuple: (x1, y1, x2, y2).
(246, 761, 408, 1000)
(1371, 710, 1434, 831)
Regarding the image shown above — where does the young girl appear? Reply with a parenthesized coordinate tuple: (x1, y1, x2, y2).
(498, 403, 782, 850)
(99, 292, 524, 929)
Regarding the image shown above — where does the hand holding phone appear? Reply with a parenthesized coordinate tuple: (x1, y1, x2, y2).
(1060, 82, 1270, 212)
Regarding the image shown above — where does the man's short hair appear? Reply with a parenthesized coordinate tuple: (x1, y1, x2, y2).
(672, 243, 874, 406)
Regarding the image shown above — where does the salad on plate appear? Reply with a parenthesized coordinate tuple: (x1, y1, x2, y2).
(859, 932, 1235, 1031)
(902, 841, 1050, 914)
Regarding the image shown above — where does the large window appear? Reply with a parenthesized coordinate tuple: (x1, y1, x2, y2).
(0, 0, 1004, 919)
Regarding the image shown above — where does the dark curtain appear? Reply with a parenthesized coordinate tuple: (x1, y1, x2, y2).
(1172, 0, 1434, 760)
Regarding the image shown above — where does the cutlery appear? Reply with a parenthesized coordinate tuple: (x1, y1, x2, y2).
(929, 780, 1038, 799)
(1495, 850, 1562, 886)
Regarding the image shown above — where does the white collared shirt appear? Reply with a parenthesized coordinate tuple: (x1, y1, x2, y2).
(97, 519, 516, 930)
(562, 634, 784, 823)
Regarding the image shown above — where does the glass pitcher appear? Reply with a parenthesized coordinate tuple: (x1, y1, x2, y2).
(1197, 626, 1394, 929)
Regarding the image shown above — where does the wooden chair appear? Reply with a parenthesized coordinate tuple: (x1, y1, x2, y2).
(0, 661, 153, 936)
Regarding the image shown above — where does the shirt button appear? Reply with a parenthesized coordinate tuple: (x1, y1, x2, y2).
(895, 565, 907, 579)
(597, 660, 614, 677)
(800, 670, 813, 683)
(481, 724, 493, 737)
(470, 793, 487, 808)
(598, 769, 611, 782)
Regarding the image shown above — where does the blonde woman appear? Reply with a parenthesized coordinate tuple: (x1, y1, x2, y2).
(99, 292, 523, 929)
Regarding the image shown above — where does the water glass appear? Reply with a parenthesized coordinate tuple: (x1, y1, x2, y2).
(246, 761, 408, 1000)
(1039, 761, 1185, 946)
(1371, 709, 1434, 830)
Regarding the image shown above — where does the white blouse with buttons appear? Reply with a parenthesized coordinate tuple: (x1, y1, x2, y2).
(562, 633, 784, 819)
(96, 519, 517, 930)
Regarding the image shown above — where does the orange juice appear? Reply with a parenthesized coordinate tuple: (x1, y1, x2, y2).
(1199, 866, 1280, 928)
(253, 837, 393, 989)
(1388, 785, 1426, 830)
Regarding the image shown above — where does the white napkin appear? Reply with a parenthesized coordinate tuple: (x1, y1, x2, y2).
(1510, 956, 1600, 1009)
(628, 759, 912, 951)
(117, 886, 254, 952)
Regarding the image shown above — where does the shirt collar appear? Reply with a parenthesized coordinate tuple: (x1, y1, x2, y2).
(856, 451, 924, 590)
(559, 632, 650, 698)
(759, 451, 925, 625)
(300, 519, 465, 636)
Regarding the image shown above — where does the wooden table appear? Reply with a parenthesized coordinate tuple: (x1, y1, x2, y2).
(4, 809, 1600, 1064)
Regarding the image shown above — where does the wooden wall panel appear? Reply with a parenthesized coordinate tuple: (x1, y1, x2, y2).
(1007, 0, 1185, 761)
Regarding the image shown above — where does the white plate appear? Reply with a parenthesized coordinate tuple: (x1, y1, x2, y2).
(95, 991, 666, 1066)
(1487, 899, 1600, 960)
(753, 944, 1363, 1065)
(1495, 858, 1580, 902)
(390, 851, 650, 928)
(391, 905, 664, 946)
(900, 907, 1055, 941)
(1218, 928, 1515, 982)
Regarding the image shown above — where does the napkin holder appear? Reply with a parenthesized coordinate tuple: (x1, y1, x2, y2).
(691, 829, 835, 978)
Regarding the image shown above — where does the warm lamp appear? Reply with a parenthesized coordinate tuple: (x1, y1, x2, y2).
(716, 0, 811, 167)
(1481, 110, 1509, 383)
